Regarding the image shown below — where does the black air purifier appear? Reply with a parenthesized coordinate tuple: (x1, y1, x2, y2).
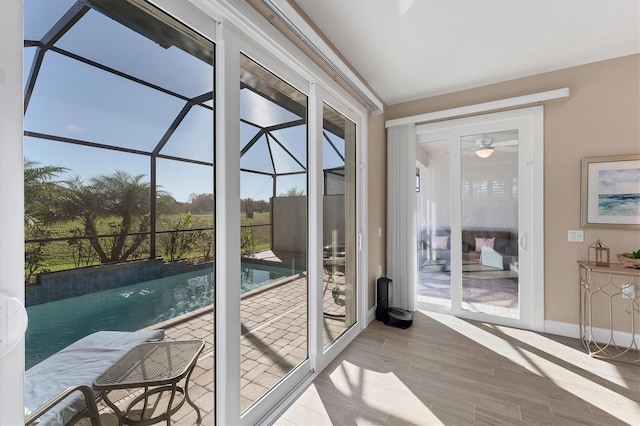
(376, 277, 413, 329)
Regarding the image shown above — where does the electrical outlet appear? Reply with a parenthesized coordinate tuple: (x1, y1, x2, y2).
(568, 230, 584, 242)
(622, 283, 636, 299)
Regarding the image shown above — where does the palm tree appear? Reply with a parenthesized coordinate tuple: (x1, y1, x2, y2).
(56, 171, 151, 263)
(23, 158, 67, 228)
(24, 159, 67, 281)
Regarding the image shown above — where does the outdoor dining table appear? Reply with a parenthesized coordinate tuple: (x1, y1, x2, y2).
(93, 339, 204, 425)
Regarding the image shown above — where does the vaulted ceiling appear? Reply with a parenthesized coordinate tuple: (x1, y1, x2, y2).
(294, 0, 640, 105)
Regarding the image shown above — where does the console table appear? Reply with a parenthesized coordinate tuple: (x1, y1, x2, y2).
(93, 339, 204, 425)
(578, 261, 639, 363)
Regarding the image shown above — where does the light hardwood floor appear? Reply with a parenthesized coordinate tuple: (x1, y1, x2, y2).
(274, 311, 640, 426)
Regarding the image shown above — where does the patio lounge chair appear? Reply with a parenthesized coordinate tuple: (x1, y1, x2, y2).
(24, 329, 164, 426)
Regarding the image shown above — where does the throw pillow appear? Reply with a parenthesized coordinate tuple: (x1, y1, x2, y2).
(475, 237, 495, 252)
(431, 235, 448, 250)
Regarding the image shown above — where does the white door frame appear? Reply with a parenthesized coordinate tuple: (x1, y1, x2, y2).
(208, 4, 369, 425)
(416, 107, 544, 331)
(0, 2, 26, 424)
(231, 25, 316, 426)
(312, 84, 368, 375)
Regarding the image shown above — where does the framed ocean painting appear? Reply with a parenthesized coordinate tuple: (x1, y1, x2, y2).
(581, 154, 640, 229)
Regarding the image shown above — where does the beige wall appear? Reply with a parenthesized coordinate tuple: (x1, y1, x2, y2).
(373, 54, 640, 328)
(367, 112, 387, 309)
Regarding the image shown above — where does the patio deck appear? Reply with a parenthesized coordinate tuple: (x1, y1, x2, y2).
(85, 269, 349, 425)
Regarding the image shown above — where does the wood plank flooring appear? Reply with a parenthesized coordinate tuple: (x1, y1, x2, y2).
(274, 311, 640, 425)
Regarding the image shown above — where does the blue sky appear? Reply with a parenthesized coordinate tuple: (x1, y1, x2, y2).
(24, 4, 216, 202)
(23, 1, 342, 203)
(599, 168, 640, 195)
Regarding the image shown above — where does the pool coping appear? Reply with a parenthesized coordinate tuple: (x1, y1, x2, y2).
(141, 270, 306, 332)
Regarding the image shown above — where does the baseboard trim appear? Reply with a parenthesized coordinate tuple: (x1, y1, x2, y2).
(367, 306, 376, 325)
(544, 320, 639, 348)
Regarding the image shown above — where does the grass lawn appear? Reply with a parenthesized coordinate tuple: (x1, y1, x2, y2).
(26, 212, 274, 278)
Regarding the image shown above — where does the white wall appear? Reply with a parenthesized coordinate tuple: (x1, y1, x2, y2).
(271, 195, 346, 256)
(416, 144, 451, 234)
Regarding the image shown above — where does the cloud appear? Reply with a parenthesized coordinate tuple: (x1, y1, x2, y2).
(599, 168, 640, 194)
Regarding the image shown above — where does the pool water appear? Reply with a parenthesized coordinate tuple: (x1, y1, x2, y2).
(240, 262, 298, 292)
(26, 262, 296, 369)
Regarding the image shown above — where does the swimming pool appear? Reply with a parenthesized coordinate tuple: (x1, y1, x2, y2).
(26, 262, 297, 369)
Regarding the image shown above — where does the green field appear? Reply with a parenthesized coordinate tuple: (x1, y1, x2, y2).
(26, 212, 272, 279)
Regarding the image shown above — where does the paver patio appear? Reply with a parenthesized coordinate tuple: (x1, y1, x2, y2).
(86, 265, 349, 424)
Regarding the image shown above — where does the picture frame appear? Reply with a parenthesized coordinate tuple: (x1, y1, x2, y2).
(581, 154, 640, 229)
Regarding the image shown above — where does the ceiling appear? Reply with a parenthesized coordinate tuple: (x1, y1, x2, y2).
(293, 0, 640, 106)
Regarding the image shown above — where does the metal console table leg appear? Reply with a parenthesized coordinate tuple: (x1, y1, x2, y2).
(578, 261, 639, 364)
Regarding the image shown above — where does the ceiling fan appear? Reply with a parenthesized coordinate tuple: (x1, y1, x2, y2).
(463, 134, 518, 158)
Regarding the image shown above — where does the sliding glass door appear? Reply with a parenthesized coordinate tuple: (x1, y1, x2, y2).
(235, 54, 363, 421)
(8, 3, 368, 424)
(416, 108, 543, 330)
(321, 102, 357, 348)
(239, 54, 309, 412)
(23, 0, 216, 423)
(459, 130, 520, 318)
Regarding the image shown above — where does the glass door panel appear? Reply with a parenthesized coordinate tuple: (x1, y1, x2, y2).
(416, 140, 452, 308)
(239, 54, 308, 411)
(322, 103, 357, 347)
(458, 130, 520, 319)
(23, 0, 216, 422)
(417, 107, 543, 331)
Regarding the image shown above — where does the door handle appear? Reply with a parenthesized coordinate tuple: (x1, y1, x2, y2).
(518, 233, 527, 251)
(0, 293, 28, 358)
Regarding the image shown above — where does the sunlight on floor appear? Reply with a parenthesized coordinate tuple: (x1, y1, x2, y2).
(491, 323, 635, 388)
(422, 310, 640, 425)
(276, 361, 444, 425)
(327, 361, 443, 425)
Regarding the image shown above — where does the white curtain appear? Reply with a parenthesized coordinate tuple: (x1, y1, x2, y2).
(386, 124, 417, 311)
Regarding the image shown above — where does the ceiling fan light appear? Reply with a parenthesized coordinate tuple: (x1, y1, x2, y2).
(476, 148, 494, 158)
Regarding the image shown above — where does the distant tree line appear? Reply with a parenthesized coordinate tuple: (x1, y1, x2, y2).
(241, 198, 269, 214)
